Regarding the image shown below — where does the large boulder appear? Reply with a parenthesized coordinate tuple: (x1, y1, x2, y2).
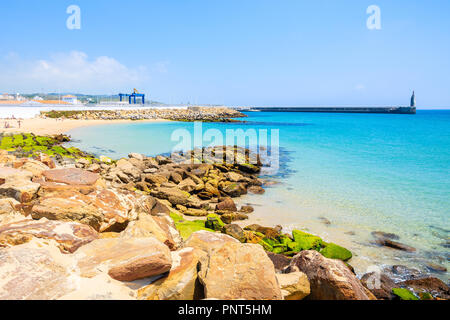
(289, 250, 375, 300)
(0, 218, 98, 253)
(198, 241, 282, 300)
(184, 230, 239, 253)
(138, 247, 207, 300)
(31, 189, 138, 232)
(121, 213, 182, 250)
(276, 272, 310, 300)
(0, 244, 75, 300)
(42, 168, 99, 186)
(75, 237, 172, 281)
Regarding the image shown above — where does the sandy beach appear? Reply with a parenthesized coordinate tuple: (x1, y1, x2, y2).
(0, 117, 168, 135)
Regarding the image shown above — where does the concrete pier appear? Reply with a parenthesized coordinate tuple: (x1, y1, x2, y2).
(243, 106, 416, 114)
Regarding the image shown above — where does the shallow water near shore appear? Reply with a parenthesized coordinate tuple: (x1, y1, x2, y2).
(67, 110, 450, 282)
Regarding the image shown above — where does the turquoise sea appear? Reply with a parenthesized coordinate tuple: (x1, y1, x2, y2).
(67, 110, 450, 280)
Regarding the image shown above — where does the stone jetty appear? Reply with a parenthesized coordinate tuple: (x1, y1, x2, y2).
(40, 106, 247, 122)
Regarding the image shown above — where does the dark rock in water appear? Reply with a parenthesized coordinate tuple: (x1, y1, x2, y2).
(398, 277, 450, 300)
(319, 217, 331, 225)
(371, 231, 400, 240)
(239, 205, 254, 214)
(426, 263, 447, 273)
(247, 185, 265, 195)
(375, 238, 416, 252)
(440, 240, 450, 249)
(387, 265, 422, 281)
(345, 231, 356, 236)
(361, 272, 396, 300)
(266, 252, 291, 273)
(222, 224, 245, 243)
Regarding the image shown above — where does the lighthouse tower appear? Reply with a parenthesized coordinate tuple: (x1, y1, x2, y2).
(410, 91, 416, 107)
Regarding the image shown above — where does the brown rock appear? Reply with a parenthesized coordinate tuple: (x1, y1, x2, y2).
(267, 252, 291, 272)
(216, 197, 237, 212)
(144, 174, 168, 186)
(138, 247, 207, 300)
(43, 168, 99, 186)
(31, 189, 138, 232)
(0, 219, 98, 253)
(21, 159, 50, 177)
(222, 224, 245, 242)
(289, 250, 374, 300)
(240, 205, 254, 213)
(398, 277, 450, 299)
(221, 212, 248, 224)
(0, 179, 40, 203)
(221, 182, 247, 197)
(361, 272, 396, 300)
(248, 185, 265, 195)
(178, 178, 197, 193)
(375, 238, 416, 252)
(198, 241, 282, 300)
(75, 237, 172, 281)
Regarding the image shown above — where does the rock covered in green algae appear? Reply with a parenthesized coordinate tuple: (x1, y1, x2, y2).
(291, 230, 324, 251)
(0, 133, 93, 161)
(392, 288, 419, 300)
(204, 213, 225, 231)
(320, 242, 353, 261)
(169, 212, 214, 240)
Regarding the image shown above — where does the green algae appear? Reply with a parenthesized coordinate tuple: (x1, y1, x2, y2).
(169, 212, 215, 240)
(392, 288, 419, 300)
(0, 133, 95, 161)
(320, 242, 353, 261)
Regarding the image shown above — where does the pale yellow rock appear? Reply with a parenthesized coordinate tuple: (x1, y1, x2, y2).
(276, 271, 310, 300)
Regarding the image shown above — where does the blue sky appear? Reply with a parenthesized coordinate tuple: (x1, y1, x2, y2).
(0, 0, 449, 107)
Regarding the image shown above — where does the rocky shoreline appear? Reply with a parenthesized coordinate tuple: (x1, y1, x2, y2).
(0, 133, 448, 300)
(40, 106, 247, 122)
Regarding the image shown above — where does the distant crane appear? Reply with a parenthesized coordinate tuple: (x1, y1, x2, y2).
(119, 89, 145, 104)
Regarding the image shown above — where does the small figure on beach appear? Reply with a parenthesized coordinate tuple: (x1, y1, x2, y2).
(17, 119, 22, 128)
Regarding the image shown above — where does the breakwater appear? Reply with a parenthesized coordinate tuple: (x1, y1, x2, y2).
(244, 106, 416, 114)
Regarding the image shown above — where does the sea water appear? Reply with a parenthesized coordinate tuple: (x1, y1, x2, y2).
(67, 110, 450, 280)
